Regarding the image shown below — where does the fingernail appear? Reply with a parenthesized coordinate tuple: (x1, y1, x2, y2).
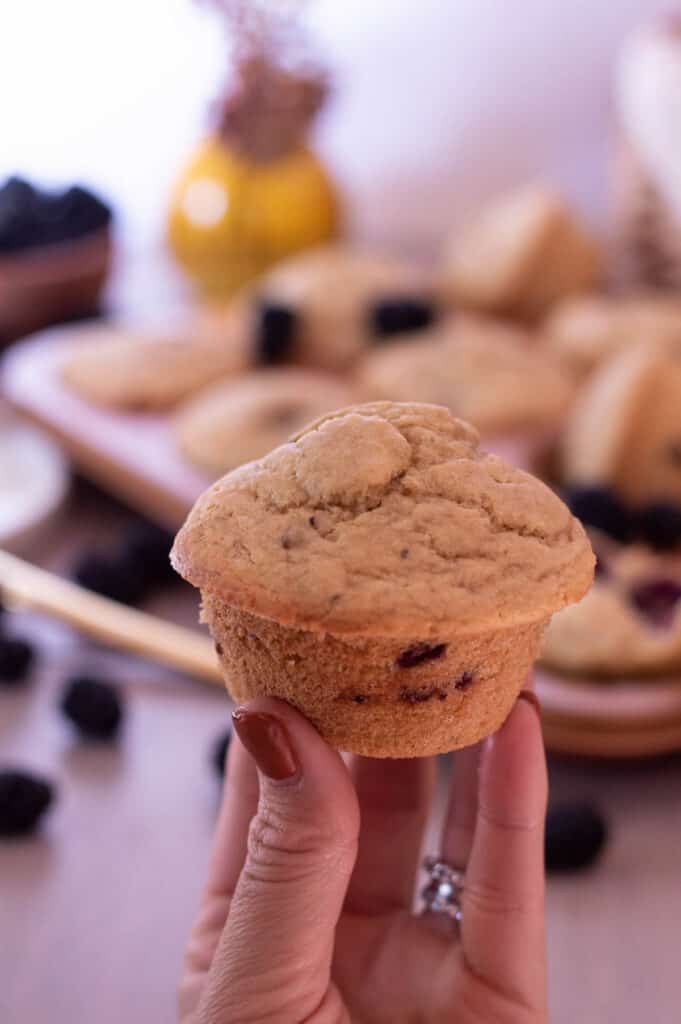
(232, 709, 299, 781)
(517, 689, 541, 719)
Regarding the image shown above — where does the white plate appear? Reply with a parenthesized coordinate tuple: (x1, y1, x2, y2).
(0, 411, 69, 552)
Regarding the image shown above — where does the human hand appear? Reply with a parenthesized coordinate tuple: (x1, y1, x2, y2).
(179, 689, 547, 1023)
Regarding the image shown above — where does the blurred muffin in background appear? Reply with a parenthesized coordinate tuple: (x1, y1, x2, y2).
(61, 323, 246, 411)
(0, 177, 112, 344)
(174, 368, 358, 477)
(195, 244, 438, 374)
(439, 185, 601, 321)
(561, 342, 681, 506)
(357, 314, 575, 439)
(541, 540, 681, 677)
(545, 293, 681, 378)
(614, 16, 681, 290)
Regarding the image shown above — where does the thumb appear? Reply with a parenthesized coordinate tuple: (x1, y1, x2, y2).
(198, 697, 359, 1024)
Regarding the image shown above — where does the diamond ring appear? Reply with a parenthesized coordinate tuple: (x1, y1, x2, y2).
(421, 856, 464, 927)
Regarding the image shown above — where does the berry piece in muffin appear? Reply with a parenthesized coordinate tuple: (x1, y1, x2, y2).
(172, 401, 593, 756)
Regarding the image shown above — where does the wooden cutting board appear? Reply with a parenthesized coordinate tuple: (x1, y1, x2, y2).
(5, 325, 681, 758)
(1, 327, 210, 530)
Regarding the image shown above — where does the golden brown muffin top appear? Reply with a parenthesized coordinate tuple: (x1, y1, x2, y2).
(172, 402, 594, 636)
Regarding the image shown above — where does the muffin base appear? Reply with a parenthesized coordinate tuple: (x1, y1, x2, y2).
(203, 595, 546, 757)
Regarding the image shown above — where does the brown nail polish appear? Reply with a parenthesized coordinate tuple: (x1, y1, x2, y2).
(518, 689, 541, 718)
(232, 709, 299, 781)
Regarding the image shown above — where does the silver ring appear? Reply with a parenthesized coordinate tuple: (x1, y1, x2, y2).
(421, 856, 464, 926)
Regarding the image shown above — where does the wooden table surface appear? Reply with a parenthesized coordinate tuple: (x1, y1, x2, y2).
(2, 487, 681, 1024)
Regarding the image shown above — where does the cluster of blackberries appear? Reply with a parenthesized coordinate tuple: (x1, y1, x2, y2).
(566, 486, 681, 550)
(0, 176, 112, 254)
(73, 520, 177, 605)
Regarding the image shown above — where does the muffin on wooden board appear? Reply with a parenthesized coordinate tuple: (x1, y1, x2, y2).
(175, 369, 357, 477)
(357, 314, 574, 437)
(439, 186, 601, 321)
(545, 293, 681, 377)
(61, 323, 245, 411)
(561, 343, 681, 506)
(542, 542, 681, 677)
(172, 401, 593, 756)
(198, 244, 438, 374)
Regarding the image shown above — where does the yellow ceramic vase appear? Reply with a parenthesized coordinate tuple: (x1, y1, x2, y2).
(167, 136, 339, 300)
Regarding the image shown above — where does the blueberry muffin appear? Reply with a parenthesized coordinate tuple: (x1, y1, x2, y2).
(561, 343, 681, 506)
(61, 323, 245, 411)
(200, 244, 438, 373)
(175, 369, 357, 477)
(357, 314, 574, 437)
(172, 401, 593, 756)
(542, 540, 681, 676)
(545, 293, 681, 377)
(439, 186, 602, 321)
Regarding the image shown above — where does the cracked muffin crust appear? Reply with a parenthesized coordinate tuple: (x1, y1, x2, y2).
(172, 401, 594, 755)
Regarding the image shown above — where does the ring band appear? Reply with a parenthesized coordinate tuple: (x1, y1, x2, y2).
(421, 856, 464, 926)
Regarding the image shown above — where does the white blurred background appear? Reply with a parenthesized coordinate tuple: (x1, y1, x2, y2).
(1, 0, 671, 258)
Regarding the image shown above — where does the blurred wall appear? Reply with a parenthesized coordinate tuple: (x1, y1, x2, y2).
(0, 0, 672, 258)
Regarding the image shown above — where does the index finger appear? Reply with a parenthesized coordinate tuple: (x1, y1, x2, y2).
(462, 692, 547, 1017)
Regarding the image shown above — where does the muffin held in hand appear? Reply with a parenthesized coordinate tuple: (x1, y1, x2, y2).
(175, 368, 357, 477)
(439, 186, 601, 321)
(172, 402, 593, 756)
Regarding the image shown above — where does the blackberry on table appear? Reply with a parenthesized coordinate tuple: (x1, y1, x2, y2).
(545, 802, 608, 873)
(0, 636, 35, 687)
(0, 769, 55, 838)
(121, 521, 176, 586)
(60, 676, 124, 740)
(73, 551, 146, 606)
(211, 729, 232, 778)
